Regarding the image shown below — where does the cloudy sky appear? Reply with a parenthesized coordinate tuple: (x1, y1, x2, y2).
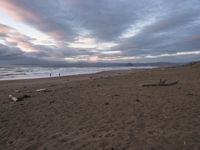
(0, 0, 200, 64)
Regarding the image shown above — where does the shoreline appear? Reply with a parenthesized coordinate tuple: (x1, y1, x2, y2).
(0, 66, 153, 82)
(1, 62, 200, 149)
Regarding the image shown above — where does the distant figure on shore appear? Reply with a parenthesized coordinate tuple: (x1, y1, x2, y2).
(50, 73, 51, 77)
(59, 73, 61, 77)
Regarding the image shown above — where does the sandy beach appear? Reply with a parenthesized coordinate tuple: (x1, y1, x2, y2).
(0, 62, 200, 150)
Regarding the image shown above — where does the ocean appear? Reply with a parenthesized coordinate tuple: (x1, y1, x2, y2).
(0, 65, 155, 80)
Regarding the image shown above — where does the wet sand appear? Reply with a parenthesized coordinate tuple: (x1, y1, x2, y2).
(0, 62, 200, 150)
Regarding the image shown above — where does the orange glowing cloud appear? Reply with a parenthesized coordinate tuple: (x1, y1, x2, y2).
(18, 41, 38, 52)
(0, 24, 11, 33)
(0, 24, 38, 52)
(0, 0, 40, 22)
(6, 35, 38, 52)
(49, 31, 66, 41)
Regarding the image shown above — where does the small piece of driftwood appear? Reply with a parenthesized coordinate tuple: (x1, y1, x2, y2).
(9, 94, 31, 102)
(141, 79, 179, 87)
(9, 95, 18, 102)
(35, 88, 48, 92)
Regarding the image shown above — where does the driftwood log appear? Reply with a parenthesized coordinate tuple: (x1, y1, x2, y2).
(142, 79, 179, 87)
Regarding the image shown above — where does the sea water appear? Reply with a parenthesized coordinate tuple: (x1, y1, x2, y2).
(0, 65, 155, 80)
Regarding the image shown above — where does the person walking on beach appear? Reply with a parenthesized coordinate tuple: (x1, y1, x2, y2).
(59, 73, 61, 77)
(50, 73, 51, 77)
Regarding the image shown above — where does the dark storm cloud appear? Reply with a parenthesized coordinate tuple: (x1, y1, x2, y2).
(0, 44, 23, 60)
(0, 0, 200, 63)
(113, 2, 200, 57)
(0, 43, 67, 65)
(64, 0, 157, 41)
(31, 45, 95, 59)
(0, 43, 45, 64)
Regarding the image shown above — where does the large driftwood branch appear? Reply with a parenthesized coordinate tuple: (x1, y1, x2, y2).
(142, 79, 179, 87)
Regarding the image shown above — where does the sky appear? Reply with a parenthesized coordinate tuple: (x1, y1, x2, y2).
(0, 0, 200, 65)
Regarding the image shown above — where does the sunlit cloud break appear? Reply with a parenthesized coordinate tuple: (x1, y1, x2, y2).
(146, 51, 200, 58)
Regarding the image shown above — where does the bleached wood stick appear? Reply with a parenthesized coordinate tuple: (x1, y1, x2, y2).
(142, 80, 179, 87)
